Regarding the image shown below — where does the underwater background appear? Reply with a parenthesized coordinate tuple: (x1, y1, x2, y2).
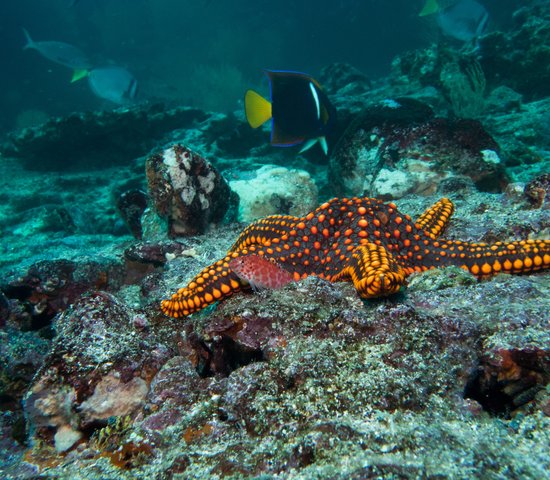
(0, 0, 529, 131)
(0, 0, 549, 479)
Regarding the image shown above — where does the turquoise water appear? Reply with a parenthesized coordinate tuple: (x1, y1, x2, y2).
(0, 1, 549, 479)
(0, 0, 527, 130)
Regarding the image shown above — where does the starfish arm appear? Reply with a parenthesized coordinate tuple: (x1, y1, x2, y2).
(433, 239, 550, 278)
(415, 198, 454, 239)
(228, 215, 300, 252)
(161, 253, 246, 317)
(161, 196, 550, 318)
(332, 243, 408, 298)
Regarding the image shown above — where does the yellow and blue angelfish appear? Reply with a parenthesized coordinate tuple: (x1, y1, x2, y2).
(245, 70, 337, 155)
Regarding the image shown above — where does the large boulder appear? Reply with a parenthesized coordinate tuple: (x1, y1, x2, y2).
(328, 98, 507, 198)
(228, 165, 318, 222)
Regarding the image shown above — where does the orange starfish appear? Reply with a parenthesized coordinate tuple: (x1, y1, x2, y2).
(162, 197, 550, 317)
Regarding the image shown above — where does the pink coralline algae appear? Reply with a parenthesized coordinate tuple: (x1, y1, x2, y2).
(23, 291, 170, 453)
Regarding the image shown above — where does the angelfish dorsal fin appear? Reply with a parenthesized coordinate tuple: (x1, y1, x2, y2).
(245, 90, 272, 128)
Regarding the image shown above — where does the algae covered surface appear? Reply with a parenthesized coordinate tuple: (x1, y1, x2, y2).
(1, 186, 548, 479)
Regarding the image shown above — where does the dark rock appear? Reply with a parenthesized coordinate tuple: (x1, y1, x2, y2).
(204, 113, 265, 159)
(391, 46, 488, 118)
(391, 45, 444, 91)
(482, 97, 550, 172)
(329, 98, 434, 196)
(123, 242, 193, 288)
(0, 411, 35, 479)
(464, 347, 549, 416)
(139, 271, 166, 298)
(524, 173, 550, 208)
(0, 291, 9, 328)
(124, 241, 192, 268)
(146, 144, 238, 236)
(146, 356, 211, 411)
(0, 104, 208, 171)
(479, 5, 550, 100)
(1, 259, 125, 331)
(116, 189, 148, 239)
(485, 86, 523, 114)
(319, 63, 372, 95)
(17, 206, 76, 235)
(0, 327, 50, 412)
(436, 175, 477, 196)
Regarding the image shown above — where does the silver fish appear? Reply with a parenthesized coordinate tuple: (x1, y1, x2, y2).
(87, 66, 138, 105)
(437, 0, 489, 42)
(23, 28, 92, 70)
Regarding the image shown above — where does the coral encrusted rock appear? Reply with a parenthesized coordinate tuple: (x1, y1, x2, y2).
(228, 165, 319, 222)
(23, 291, 170, 453)
(479, 4, 550, 99)
(1, 259, 125, 331)
(145, 144, 238, 237)
(329, 98, 507, 198)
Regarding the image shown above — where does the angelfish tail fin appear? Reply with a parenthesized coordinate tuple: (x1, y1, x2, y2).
(245, 89, 272, 128)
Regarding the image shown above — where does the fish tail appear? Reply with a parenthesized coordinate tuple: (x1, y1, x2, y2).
(244, 90, 272, 128)
(22, 28, 34, 50)
(161, 256, 245, 318)
(71, 69, 89, 83)
(416, 239, 550, 278)
(419, 0, 439, 16)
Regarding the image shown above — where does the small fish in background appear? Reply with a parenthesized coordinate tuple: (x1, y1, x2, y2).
(22, 28, 92, 82)
(245, 70, 337, 155)
(86, 66, 138, 105)
(419, 0, 489, 43)
(229, 255, 295, 291)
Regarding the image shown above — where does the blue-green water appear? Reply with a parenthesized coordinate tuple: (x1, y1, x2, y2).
(0, 1, 549, 479)
(0, 0, 526, 131)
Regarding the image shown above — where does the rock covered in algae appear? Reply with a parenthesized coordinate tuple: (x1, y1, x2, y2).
(329, 98, 507, 198)
(479, 4, 550, 99)
(23, 291, 172, 453)
(1, 258, 126, 332)
(228, 164, 318, 222)
(145, 143, 238, 237)
(524, 173, 550, 209)
(0, 104, 209, 171)
(318, 62, 372, 97)
(0, 182, 545, 479)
